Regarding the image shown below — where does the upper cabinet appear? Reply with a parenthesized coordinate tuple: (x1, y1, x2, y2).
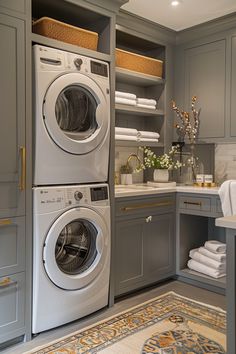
(184, 40, 226, 140)
(31, 0, 116, 60)
(230, 35, 236, 137)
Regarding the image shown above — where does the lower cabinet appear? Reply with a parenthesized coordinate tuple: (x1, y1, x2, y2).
(115, 195, 175, 296)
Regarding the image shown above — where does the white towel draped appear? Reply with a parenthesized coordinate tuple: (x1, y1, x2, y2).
(137, 131, 160, 139)
(204, 240, 226, 254)
(187, 259, 226, 279)
(115, 127, 138, 136)
(189, 248, 226, 270)
(198, 246, 226, 262)
(136, 98, 157, 106)
(115, 91, 137, 100)
(219, 180, 236, 216)
(115, 134, 138, 141)
(115, 97, 136, 106)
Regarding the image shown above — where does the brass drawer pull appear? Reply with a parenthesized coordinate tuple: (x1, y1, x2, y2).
(121, 201, 173, 212)
(0, 219, 11, 226)
(19, 146, 26, 191)
(0, 277, 16, 289)
(183, 201, 202, 206)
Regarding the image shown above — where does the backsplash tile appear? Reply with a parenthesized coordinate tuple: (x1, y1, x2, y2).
(115, 146, 143, 184)
(215, 143, 236, 184)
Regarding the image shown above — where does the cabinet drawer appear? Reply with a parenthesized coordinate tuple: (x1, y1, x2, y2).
(0, 0, 26, 15)
(0, 272, 25, 343)
(179, 196, 211, 212)
(0, 217, 25, 277)
(116, 195, 175, 217)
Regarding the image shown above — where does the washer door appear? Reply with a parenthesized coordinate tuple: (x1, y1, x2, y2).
(43, 207, 108, 290)
(43, 73, 109, 155)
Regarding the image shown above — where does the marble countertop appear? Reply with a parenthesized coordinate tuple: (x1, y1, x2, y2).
(115, 184, 219, 198)
(216, 215, 236, 229)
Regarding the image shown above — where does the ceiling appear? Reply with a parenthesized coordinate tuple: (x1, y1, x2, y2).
(121, 0, 236, 31)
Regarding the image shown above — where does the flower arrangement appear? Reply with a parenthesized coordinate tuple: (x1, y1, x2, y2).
(138, 146, 183, 171)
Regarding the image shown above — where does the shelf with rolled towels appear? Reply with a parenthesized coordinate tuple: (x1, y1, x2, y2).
(115, 127, 162, 147)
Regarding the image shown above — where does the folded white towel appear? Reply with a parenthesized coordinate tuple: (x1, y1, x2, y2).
(115, 91, 137, 100)
(204, 240, 226, 254)
(137, 131, 160, 139)
(189, 248, 226, 270)
(115, 134, 138, 141)
(198, 246, 226, 262)
(219, 180, 236, 216)
(115, 97, 137, 106)
(136, 98, 157, 106)
(187, 259, 226, 279)
(136, 103, 156, 110)
(115, 127, 138, 136)
(138, 138, 159, 143)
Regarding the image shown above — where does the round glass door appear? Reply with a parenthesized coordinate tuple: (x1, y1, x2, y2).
(43, 73, 109, 155)
(43, 207, 108, 290)
(55, 219, 98, 275)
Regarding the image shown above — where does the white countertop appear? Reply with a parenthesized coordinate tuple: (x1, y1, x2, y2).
(216, 215, 236, 229)
(115, 184, 219, 198)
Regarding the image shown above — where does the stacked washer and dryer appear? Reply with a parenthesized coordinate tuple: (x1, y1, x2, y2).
(32, 45, 111, 333)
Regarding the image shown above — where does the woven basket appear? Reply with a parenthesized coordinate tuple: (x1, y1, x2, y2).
(33, 17, 98, 51)
(116, 48, 163, 78)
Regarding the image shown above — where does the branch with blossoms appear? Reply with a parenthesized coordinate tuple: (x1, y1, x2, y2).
(172, 96, 201, 144)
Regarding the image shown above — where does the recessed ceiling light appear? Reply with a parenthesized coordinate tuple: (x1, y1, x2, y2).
(171, 0, 181, 6)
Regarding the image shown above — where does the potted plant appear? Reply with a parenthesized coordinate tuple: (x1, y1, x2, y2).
(141, 146, 183, 182)
(120, 163, 133, 185)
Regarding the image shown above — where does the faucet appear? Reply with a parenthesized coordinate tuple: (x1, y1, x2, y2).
(126, 153, 143, 172)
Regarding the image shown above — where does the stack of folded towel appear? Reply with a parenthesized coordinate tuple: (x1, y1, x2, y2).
(115, 127, 160, 143)
(115, 91, 137, 106)
(136, 97, 157, 110)
(187, 240, 226, 279)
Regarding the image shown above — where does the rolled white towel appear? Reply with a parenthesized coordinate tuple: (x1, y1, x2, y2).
(115, 91, 137, 100)
(115, 127, 138, 137)
(115, 97, 137, 106)
(204, 240, 226, 254)
(115, 134, 138, 141)
(187, 259, 226, 279)
(198, 246, 226, 262)
(189, 248, 226, 270)
(136, 98, 157, 106)
(137, 131, 160, 139)
(136, 103, 156, 110)
(138, 138, 159, 143)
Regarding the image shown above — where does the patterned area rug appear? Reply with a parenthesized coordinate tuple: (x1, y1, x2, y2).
(26, 292, 226, 354)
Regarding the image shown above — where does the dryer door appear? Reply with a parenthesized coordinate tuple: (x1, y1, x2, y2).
(43, 72, 109, 155)
(43, 207, 109, 290)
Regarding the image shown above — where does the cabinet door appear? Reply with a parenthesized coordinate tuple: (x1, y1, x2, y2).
(0, 272, 25, 344)
(0, 14, 25, 218)
(144, 212, 175, 281)
(184, 40, 226, 139)
(115, 217, 145, 296)
(0, 0, 26, 15)
(230, 36, 236, 137)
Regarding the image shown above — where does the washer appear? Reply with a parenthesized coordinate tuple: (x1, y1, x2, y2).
(33, 45, 110, 185)
(32, 184, 110, 333)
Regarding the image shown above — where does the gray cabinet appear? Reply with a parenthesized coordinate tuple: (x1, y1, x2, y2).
(115, 195, 175, 296)
(184, 40, 226, 140)
(230, 35, 236, 137)
(0, 13, 26, 346)
(0, 13, 25, 218)
(0, 0, 26, 16)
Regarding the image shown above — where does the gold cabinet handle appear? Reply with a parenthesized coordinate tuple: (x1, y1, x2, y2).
(0, 219, 11, 226)
(19, 146, 26, 191)
(0, 277, 16, 289)
(183, 201, 202, 206)
(121, 201, 173, 212)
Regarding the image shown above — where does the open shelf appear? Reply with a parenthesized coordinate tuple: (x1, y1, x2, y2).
(115, 140, 163, 148)
(179, 268, 226, 289)
(31, 33, 112, 62)
(115, 103, 164, 117)
(116, 67, 165, 87)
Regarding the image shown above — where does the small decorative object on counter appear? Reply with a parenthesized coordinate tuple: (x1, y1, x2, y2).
(120, 163, 133, 185)
(138, 146, 183, 183)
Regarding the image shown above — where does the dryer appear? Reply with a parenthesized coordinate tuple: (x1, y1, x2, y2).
(33, 45, 110, 185)
(32, 184, 110, 333)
